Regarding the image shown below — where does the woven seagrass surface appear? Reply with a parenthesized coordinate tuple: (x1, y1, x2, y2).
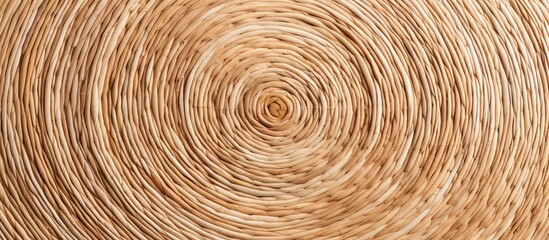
(1, 0, 549, 239)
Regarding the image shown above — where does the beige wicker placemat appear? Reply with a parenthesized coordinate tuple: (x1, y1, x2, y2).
(1, 0, 549, 239)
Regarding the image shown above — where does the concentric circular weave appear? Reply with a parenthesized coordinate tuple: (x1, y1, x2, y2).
(1, 0, 549, 239)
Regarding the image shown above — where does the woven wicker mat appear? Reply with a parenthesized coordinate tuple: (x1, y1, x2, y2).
(1, 0, 549, 239)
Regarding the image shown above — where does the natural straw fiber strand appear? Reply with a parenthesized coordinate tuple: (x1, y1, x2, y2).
(1, 0, 549, 239)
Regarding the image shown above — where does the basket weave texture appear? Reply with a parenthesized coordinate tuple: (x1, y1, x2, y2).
(1, 0, 549, 239)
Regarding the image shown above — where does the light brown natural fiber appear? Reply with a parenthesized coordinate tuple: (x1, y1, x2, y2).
(1, 0, 549, 239)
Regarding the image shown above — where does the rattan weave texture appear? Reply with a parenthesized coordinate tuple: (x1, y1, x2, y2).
(1, 0, 549, 239)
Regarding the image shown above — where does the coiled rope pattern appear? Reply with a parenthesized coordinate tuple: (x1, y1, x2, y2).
(1, 0, 549, 239)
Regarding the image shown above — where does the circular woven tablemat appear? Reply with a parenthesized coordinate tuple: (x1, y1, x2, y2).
(1, 0, 549, 239)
